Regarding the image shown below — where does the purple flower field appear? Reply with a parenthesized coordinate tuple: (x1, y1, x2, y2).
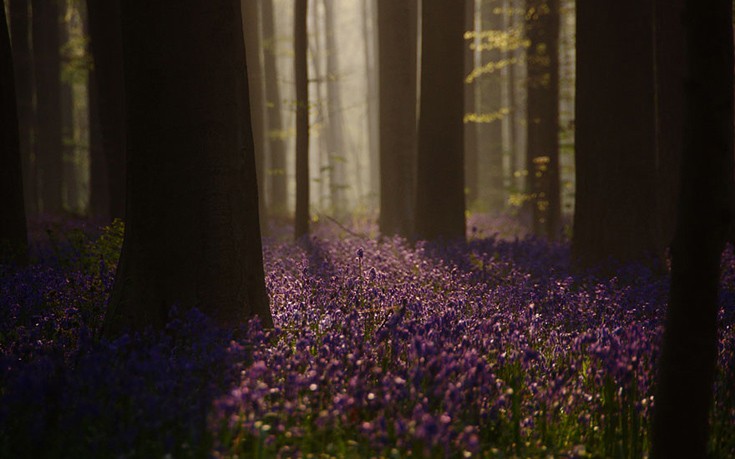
(1, 220, 734, 458)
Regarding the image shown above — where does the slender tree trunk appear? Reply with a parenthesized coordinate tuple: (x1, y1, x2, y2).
(32, 0, 64, 214)
(477, 0, 504, 212)
(86, 0, 126, 221)
(464, 0, 479, 207)
(651, 2, 733, 457)
(572, 0, 660, 268)
(59, 0, 77, 212)
(526, 0, 560, 239)
(261, 0, 288, 218)
(294, 0, 310, 239)
(242, 0, 269, 233)
(8, 0, 36, 216)
(103, 0, 272, 336)
(377, 0, 417, 238)
(1, 0, 28, 264)
(321, 0, 348, 218)
(415, 0, 466, 241)
(363, 0, 380, 208)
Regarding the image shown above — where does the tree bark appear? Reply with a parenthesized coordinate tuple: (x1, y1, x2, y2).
(0, 0, 28, 264)
(651, 1, 733, 457)
(294, 0, 310, 239)
(464, 0, 479, 207)
(32, 0, 64, 214)
(476, 0, 504, 212)
(415, 0, 466, 242)
(377, 0, 418, 238)
(525, 0, 560, 239)
(261, 0, 288, 218)
(86, 0, 126, 221)
(322, 0, 348, 218)
(102, 0, 272, 337)
(572, 0, 660, 268)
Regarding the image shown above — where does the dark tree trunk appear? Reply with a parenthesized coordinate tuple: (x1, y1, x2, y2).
(294, 0, 310, 239)
(415, 0, 466, 242)
(241, 0, 269, 233)
(651, 1, 733, 457)
(8, 0, 36, 216)
(86, 0, 126, 221)
(377, 0, 417, 238)
(32, 0, 64, 214)
(464, 0, 479, 207)
(102, 0, 272, 337)
(571, 0, 661, 268)
(525, 0, 561, 239)
(262, 0, 288, 218)
(654, 0, 684, 248)
(1, 1, 28, 264)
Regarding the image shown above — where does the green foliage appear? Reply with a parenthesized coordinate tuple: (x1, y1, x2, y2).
(45, 219, 124, 275)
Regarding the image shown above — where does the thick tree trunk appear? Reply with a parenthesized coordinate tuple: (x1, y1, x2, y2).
(1, 1, 28, 264)
(261, 0, 288, 218)
(572, 0, 660, 268)
(651, 1, 733, 457)
(294, 0, 310, 239)
(526, 0, 560, 239)
(377, 0, 417, 238)
(32, 0, 64, 214)
(86, 0, 126, 221)
(8, 0, 36, 216)
(103, 0, 272, 336)
(415, 0, 466, 241)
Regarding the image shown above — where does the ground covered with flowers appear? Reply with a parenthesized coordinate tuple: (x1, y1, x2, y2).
(1, 219, 734, 458)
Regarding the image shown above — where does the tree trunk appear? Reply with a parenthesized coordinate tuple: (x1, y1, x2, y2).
(0, 0, 28, 264)
(294, 0, 310, 239)
(464, 0, 479, 207)
(241, 0, 269, 233)
(415, 0, 466, 241)
(525, 0, 560, 239)
(86, 0, 126, 221)
(651, 1, 733, 457)
(8, 0, 36, 216)
(102, 0, 272, 337)
(476, 0, 504, 212)
(377, 0, 417, 238)
(363, 0, 380, 209)
(32, 0, 64, 214)
(571, 0, 660, 268)
(321, 0, 348, 218)
(261, 0, 288, 218)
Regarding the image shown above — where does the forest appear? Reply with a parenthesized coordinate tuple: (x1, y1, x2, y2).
(0, 0, 734, 458)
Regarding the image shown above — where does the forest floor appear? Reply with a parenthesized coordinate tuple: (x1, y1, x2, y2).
(1, 215, 734, 458)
